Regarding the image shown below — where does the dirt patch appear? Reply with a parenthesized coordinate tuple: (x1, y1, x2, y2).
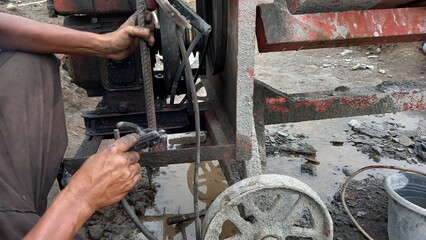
(1, 0, 62, 24)
(329, 177, 389, 240)
(83, 173, 158, 239)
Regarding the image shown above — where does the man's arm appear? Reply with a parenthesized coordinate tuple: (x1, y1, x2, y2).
(0, 13, 154, 60)
(24, 134, 142, 240)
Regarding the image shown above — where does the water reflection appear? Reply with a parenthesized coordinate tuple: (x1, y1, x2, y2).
(186, 161, 228, 205)
(143, 161, 227, 239)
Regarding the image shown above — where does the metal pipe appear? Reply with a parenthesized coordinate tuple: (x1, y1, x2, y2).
(167, 209, 207, 225)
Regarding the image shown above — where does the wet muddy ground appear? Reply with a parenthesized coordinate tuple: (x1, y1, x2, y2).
(2, 1, 426, 239)
(266, 112, 426, 240)
(80, 112, 426, 240)
(121, 112, 424, 240)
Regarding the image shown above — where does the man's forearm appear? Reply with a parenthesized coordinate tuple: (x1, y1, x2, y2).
(23, 187, 95, 240)
(0, 13, 110, 56)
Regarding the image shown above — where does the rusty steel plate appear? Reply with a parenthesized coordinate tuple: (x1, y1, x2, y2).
(53, 0, 136, 15)
(256, 0, 426, 52)
(286, 0, 425, 14)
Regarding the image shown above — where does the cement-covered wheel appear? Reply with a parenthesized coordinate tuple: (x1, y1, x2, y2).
(202, 174, 333, 240)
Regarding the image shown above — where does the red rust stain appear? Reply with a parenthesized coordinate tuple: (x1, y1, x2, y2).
(246, 144, 252, 150)
(392, 92, 426, 111)
(340, 95, 379, 109)
(295, 99, 335, 112)
(223, 152, 230, 158)
(266, 96, 286, 104)
(402, 100, 426, 111)
(268, 105, 290, 113)
(265, 97, 289, 113)
(248, 69, 254, 79)
(294, 102, 303, 108)
(391, 92, 411, 100)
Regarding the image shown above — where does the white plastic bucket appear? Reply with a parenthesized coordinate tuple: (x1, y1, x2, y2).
(384, 173, 426, 240)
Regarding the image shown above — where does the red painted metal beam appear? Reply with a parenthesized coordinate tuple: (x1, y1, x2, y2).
(256, 0, 426, 52)
(255, 80, 426, 124)
(53, 0, 136, 15)
(286, 0, 423, 14)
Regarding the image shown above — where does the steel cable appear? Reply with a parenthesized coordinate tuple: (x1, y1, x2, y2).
(177, 27, 202, 240)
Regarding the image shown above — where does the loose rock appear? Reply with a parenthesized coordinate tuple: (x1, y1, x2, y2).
(340, 49, 353, 56)
(399, 135, 415, 147)
(304, 156, 320, 165)
(278, 142, 317, 155)
(331, 140, 344, 146)
(371, 146, 383, 155)
(344, 119, 423, 163)
(335, 86, 350, 92)
(342, 167, 353, 177)
(301, 162, 317, 176)
(356, 211, 367, 218)
(351, 63, 375, 70)
(6, 2, 15, 9)
(348, 119, 361, 128)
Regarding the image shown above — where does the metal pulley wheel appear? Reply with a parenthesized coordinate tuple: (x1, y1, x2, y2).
(202, 174, 333, 240)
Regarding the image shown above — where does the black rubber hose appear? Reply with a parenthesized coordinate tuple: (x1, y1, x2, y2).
(177, 27, 202, 240)
(170, 31, 202, 104)
(179, 34, 211, 105)
(121, 198, 158, 240)
(114, 122, 158, 240)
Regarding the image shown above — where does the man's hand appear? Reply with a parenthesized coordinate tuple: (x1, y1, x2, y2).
(24, 133, 142, 240)
(101, 13, 155, 60)
(66, 133, 142, 210)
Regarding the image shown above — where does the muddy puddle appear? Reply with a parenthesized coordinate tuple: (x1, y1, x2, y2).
(141, 161, 228, 239)
(132, 111, 426, 239)
(267, 111, 426, 204)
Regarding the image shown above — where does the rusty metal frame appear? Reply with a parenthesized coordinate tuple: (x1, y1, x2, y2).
(60, 0, 426, 188)
(255, 80, 426, 125)
(256, 0, 426, 52)
(63, 83, 240, 179)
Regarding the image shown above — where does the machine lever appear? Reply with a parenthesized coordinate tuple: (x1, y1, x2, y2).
(155, 0, 189, 28)
(155, 0, 211, 35)
(168, 0, 211, 35)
